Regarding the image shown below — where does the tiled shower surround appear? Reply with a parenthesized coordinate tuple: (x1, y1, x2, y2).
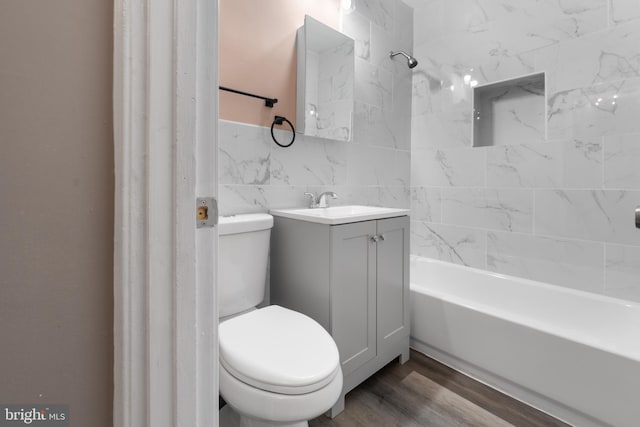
(410, 0, 640, 301)
(219, 1, 413, 217)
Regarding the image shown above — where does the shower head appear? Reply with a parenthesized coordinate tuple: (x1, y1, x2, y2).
(389, 50, 418, 69)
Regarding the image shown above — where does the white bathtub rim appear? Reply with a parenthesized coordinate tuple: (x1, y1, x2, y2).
(410, 257, 640, 362)
(410, 281, 640, 363)
(410, 340, 607, 427)
(410, 255, 640, 310)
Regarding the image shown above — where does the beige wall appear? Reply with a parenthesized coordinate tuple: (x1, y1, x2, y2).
(220, 0, 340, 127)
(0, 1, 113, 426)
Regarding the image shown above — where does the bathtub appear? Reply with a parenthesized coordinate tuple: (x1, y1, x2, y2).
(410, 256, 640, 427)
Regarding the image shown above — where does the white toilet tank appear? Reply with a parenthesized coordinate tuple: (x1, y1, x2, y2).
(218, 213, 273, 318)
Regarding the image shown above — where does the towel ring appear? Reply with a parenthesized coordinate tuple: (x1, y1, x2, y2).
(271, 116, 296, 148)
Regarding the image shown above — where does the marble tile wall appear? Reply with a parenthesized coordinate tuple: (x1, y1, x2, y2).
(219, 0, 413, 217)
(410, 0, 640, 302)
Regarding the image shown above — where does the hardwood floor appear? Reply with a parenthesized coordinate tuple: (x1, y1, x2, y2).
(310, 350, 571, 427)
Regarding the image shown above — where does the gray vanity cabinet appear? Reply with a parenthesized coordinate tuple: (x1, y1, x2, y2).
(330, 220, 377, 377)
(270, 215, 410, 417)
(375, 217, 411, 357)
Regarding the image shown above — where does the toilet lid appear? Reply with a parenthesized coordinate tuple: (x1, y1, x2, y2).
(219, 305, 340, 395)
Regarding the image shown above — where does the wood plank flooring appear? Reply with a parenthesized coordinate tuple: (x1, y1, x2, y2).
(310, 350, 571, 427)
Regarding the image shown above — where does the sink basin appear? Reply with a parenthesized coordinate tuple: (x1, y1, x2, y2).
(270, 205, 410, 225)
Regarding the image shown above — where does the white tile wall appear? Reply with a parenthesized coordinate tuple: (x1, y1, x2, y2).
(441, 188, 533, 233)
(341, 8, 371, 60)
(486, 138, 602, 189)
(411, 220, 486, 268)
(219, 121, 271, 185)
(604, 133, 640, 189)
(538, 22, 640, 94)
(609, 0, 640, 26)
(605, 243, 640, 301)
(355, 58, 393, 109)
(411, 0, 640, 302)
(411, 146, 485, 187)
(355, 0, 396, 32)
(547, 79, 640, 140)
(410, 187, 441, 222)
(534, 189, 640, 246)
(270, 136, 347, 186)
(487, 232, 605, 293)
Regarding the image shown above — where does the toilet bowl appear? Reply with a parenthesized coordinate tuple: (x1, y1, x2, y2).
(219, 306, 342, 426)
(218, 215, 343, 426)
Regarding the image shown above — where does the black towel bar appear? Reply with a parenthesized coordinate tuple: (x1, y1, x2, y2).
(219, 86, 278, 108)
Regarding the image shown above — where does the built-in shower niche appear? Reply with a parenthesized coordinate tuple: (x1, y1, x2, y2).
(472, 72, 545, 147)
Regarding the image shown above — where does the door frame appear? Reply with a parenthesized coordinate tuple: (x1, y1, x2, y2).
(113, 0, 219, 425)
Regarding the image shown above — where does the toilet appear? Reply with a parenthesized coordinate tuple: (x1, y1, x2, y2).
(218, 213, 343, 427)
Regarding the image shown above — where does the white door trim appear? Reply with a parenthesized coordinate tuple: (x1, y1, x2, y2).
(113, 0, 219, 425)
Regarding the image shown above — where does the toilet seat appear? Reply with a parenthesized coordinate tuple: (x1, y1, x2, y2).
(220, 361, 343, 424)
(219, 305, 340, 395)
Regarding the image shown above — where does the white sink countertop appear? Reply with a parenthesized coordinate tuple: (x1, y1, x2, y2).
(270, 205, 410, 225)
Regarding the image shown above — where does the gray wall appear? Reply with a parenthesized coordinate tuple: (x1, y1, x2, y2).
(410, 0, 640, 302)
(219, 0, 413, 214)
(0, 1, 114, 425)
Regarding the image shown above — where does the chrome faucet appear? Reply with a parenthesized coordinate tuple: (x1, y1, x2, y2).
(317, 191, 338, 208)
(303, 191, 338, 208)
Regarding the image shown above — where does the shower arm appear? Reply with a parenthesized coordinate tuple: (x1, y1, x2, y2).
(389, 51, 410, 60)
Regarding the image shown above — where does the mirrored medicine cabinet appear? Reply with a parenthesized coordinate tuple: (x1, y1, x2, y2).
(296, 15, 355, 142)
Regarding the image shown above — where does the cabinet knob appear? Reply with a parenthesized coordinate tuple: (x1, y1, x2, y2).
(370, 234, 385, 243)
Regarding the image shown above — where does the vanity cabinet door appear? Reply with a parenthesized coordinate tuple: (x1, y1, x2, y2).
(330, 220, 377, 376)
(376, 216, 410, 354)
